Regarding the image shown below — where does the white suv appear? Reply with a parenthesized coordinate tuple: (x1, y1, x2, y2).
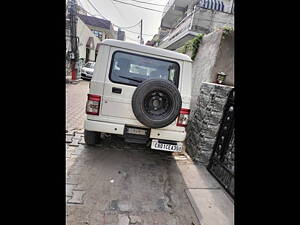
(81, 61, 95, 80)
(84, 39, 192, 152)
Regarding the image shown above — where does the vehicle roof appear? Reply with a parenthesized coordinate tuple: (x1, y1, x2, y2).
(101, 39, 192, 62)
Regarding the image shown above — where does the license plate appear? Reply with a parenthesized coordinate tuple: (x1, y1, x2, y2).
(151, 139, 183, 152)
(126, 127, 147, 135)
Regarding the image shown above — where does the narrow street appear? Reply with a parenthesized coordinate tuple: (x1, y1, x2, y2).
(66, 81, 228, 225)
(65, 0, 235, 224)
(66, 80, 89, 131)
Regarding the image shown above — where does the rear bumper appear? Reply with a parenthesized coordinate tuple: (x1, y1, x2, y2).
(84, 119, 186, 142)
(81, 73, 92, 79)
(84, 119, 125, 135)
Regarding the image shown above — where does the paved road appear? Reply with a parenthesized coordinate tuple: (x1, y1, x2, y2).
(66, 80, 89, 131)
(65, 81, 221, 225)
(66, 135, 201, 225)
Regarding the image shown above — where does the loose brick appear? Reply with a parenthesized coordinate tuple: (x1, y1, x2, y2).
(69, 139, 79, 147)
(66, 184, 76, 197)
(129, 215, 142, 224)
(74, 133, 83, 140)
(67, 190, 85, 204)
(66, 131, 74, 136)
(79, 137, 86, 144)
(66, 135, 73, 143)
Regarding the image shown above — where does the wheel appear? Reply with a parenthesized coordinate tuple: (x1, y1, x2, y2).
(132, 79, 182, 128)
(84, 130, 101, 145)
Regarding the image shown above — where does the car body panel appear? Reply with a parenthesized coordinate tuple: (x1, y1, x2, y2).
(85, 40, 192, 144)
(81, 62, 95, 79)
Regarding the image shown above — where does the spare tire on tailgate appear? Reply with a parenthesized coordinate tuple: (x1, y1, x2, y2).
(132, 79, 182, 128)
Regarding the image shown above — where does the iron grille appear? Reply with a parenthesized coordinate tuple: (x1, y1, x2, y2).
(207, 89, 235, 198)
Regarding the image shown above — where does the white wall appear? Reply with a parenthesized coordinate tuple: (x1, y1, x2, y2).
(192, 7, 234, 34)
(76, 18, 102, 62)
(189, 29, 234, 110)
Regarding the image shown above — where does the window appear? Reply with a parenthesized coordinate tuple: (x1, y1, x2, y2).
(109, 51, 180, 87)
(92, 30, 103, 40)
(84, 62, 95, 68)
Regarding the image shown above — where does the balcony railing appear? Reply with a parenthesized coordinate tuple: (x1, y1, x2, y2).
(162, 0, 176, 19)
(159, 5, 234, 49)
(160, 10, 193, 47)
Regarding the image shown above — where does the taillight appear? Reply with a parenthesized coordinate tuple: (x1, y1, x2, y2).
(86, 94, 101, 115)
(176, 108, 190, 127)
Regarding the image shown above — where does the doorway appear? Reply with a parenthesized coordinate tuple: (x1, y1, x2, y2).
(85, 48, 90, 63)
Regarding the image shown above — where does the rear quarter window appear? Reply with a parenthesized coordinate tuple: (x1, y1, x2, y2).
(109, 51, 180, 87)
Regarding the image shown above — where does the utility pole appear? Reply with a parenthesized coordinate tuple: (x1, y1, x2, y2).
(68, 0, 79, 80)
(140, 19, 144, 45)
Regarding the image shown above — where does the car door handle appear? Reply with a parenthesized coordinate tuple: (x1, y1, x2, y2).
(112, 87, 122, 94)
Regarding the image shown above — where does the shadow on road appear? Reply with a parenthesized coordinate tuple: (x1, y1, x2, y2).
(66, 135, 201, 225)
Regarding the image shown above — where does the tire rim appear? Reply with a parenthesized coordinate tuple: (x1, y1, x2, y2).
(143, 90, 173, 119)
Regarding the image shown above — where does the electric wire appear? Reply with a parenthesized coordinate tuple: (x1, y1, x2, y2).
(85, 0, 141, 29)
(124, 0, 165, 7)
(126, 36, 140, 42)
(123, 29, 154, 36)
(109, 0, 141, 28)
(81, 0, 156, 37)
(112, 0, 164, 13)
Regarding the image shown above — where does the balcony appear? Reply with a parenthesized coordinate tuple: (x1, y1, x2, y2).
(159, 12, 195, 50)
(161, 0, 198, 28)
(159, 5, 234, 50)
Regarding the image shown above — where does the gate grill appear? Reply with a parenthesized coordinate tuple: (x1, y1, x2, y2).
(207, 89, 234, 198)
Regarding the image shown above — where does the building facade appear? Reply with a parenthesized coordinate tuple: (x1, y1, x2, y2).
(76, 17, 102, 63)
(66, 13, 126, 65)
(157, 0, 234, 51)
(78, 14, 116, 41)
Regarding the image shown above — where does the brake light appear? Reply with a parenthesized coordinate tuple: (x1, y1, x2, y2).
(86, 94, 101, 115)
(176, 108, 190, 127)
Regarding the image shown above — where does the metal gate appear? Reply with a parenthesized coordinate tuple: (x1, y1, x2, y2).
(207, 89, 234, 198)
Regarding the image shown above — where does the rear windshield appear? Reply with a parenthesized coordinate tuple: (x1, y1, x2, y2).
(84, 62, 94, 68)
(109, 51, 180, 87)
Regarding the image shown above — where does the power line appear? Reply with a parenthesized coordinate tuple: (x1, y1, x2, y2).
(125, 0, 165, 7)
(112, 0, 163, 13)
(123, 28, 154, 36)
(86, 0, 110, 20)
(85, 0, 141, 29)
(81, 0, 156, 37)
(115, 20, 141, 29)
(109, 0, 142, 28)
(110, 0, 129, 26)
(126, 36, 140, 42)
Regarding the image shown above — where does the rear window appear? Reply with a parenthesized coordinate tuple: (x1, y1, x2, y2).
(109, 51, 180, 87)
(84, 62, 95, 68)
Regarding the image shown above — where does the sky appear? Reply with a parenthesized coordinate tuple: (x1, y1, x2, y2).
(78, 0, 170, 44)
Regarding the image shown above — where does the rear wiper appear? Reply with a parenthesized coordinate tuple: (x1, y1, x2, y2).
(119, 75, 145, 83)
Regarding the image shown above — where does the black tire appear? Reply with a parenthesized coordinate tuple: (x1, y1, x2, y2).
(132, 79, 182, 128)
(84, 130, 101, 145)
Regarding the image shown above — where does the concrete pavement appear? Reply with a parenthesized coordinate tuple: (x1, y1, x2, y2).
(65, 80, 234, 225)
(66, 80, 89, 131)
